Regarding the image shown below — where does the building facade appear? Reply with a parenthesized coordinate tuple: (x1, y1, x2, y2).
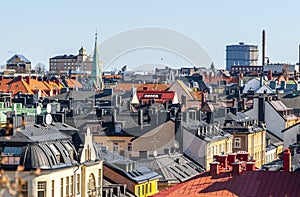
(49, 47, 93, 73)
(6, 54, 31, 74)
(222, 112, 266, 168)
(0, 114, 103, 197)
(226, 42, 259, 71)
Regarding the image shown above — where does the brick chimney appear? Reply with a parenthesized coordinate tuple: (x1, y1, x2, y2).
(232, 162, 243, 176)
(25, 76, 30, 85)
(246, 161, 255, 171)
(228, 153, 237, 164)
(214, 155, 228, 169)
(237, 152, 249, 162)
(209, 161, 219, 177)
(55, 79, 60, 86)
(268, 70, 272, 80)
(283, 148, 291, 172)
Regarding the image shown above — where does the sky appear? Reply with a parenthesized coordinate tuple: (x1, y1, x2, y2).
(1, 0, 300, 70)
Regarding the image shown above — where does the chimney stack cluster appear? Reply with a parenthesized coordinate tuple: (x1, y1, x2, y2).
(210, 152, 254, 177)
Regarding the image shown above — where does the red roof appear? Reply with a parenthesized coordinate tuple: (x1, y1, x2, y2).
(137, 90, 175, 101)
(153, 171, 300, 197)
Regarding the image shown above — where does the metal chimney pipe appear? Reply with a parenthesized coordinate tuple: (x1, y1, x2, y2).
(262, 30, 266, 68)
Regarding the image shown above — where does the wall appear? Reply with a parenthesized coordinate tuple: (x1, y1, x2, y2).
(283, 124, 299, 148)
(103, 165, 159, 197)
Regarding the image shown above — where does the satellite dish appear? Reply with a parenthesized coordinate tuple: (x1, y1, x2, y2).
(45, 114, 53, 125)
(153, 150, 158, 157)
(36, 106, 42, 115)
(46, 104, 52, 114)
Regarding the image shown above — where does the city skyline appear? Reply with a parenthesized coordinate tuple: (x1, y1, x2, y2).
(1, 0, 300, 70)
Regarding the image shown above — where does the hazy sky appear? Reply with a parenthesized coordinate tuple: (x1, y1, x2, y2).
(1, 0, 300, 70)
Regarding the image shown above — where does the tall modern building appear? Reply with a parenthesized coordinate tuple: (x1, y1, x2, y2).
(226, 42, 259, 71)
(89, 32, 103, 90)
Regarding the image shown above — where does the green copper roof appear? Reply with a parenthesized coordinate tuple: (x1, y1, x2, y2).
(286, 80, 296, 85)
(89, 32, 103, 89)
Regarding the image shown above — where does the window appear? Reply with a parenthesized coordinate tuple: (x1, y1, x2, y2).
(98, 169, 102, 187)
(70, 176, 74, 196)
(85, 145, 91, 161)
(1, 147, 22, 165)
(128, 143, 132, 152)
(20, 181, 28, 197)
(142, 185, 144, 195)
(207, 146, 212, 158)
(64, 143, 74, 159)
(51, 180, 55, 197)
(66, 176, 69, 196)
(234, 138, 241, 148)
(60, 178, 63, 197)
(136, 186, 140, 197)
(77, 174, 80, 194)
(113, 142, 119, 153)
(50, 144, 61, 163)
(149, 183, 152, 193)
(37, 181, 46, 197)
(88, 173, 96, 191)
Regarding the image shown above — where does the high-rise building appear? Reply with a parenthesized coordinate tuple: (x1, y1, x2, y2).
(226, 42, 259, 71)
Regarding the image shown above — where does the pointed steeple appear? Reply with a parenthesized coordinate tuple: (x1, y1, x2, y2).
(90, 30, 103, 90)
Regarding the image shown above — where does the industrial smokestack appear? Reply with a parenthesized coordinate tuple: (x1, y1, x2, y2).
(262, 30, 266, 68)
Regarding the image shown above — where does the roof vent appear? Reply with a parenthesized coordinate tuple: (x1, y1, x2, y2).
(34, 124, 40, 128)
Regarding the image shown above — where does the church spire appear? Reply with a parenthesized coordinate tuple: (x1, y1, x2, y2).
(90, 30, 103, 90)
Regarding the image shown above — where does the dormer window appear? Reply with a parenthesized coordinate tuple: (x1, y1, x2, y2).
(64, 143, 74, 159)
(1, 147, 22, 165)
(49, 144, 61, 163)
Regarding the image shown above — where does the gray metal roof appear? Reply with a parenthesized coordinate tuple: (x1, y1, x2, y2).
(7, 54, 31, 64)
(138, 153, 204, 183)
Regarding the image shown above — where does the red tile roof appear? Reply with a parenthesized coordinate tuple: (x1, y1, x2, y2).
(203, 77, 238, 84)
(153, 171, 300, 197)
(64, 78, 83, 88)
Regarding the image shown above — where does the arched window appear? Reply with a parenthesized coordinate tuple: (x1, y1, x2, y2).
(88, 173, 96, 190)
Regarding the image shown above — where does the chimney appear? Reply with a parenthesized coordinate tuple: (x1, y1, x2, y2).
(214, 155, 228, 169)
(209, 161, 220, 177)
(232, 162, 243, 176)
(283, 148, 291, 172)
(138, 110, 143, 128)
(25, 76, 30, 85)
(246, 161, 255, 171)
(228, 153, 237, 164)
(268, 70, 272, 80)
(260, 74, 264, 87)
(262, 30, 266, 67)
(206, 111, 214, 124)
(258, 96, 265, 123)
(17, 75, 23, 80)
(55, 79, 60, 86)
(236, 152, 249, 162)
(241, 98, 246, 111)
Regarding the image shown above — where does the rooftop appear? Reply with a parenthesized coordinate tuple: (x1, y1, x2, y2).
(153, 170, 300, 197)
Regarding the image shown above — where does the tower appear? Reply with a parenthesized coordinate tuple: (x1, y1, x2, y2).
(89, 31, 103, 90)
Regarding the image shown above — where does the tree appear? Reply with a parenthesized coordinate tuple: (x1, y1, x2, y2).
(34, 63, 46, 74)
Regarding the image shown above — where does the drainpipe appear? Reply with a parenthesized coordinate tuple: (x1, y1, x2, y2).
(73, 164, 80, 196)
